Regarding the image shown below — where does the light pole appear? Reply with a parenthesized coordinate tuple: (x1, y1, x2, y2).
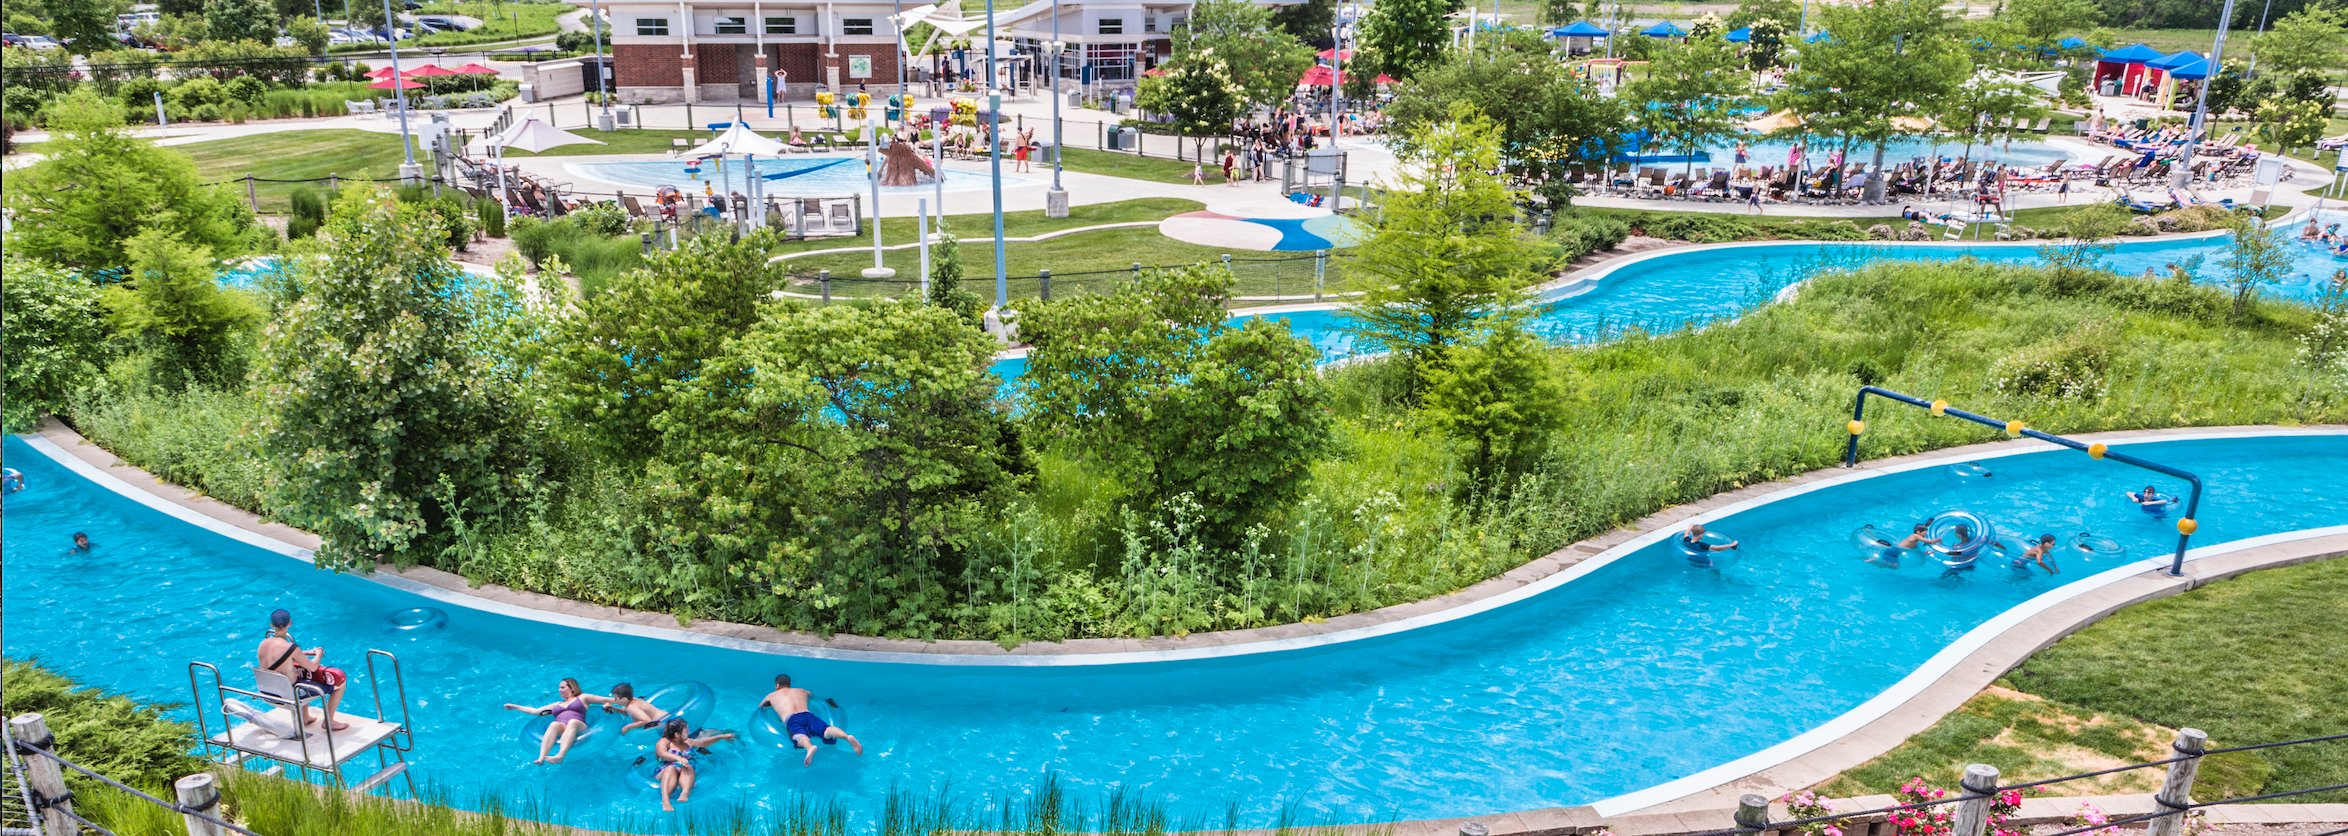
(1330, 20, 1343, 149)
(986, 0, 1008, 308)
(866, 107, 895, 277)
(383, 0, 420, 184)
(2175, 0, 2238, 189)
(592, 0, 611, 128)
(1045, 37, 1068, 216)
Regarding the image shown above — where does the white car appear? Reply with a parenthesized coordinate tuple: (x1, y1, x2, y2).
(21, 34, 62, 49)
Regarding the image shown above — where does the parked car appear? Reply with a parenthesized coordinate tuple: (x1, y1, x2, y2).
(18, 34, 63, 49)
(1, 33, 30, 47)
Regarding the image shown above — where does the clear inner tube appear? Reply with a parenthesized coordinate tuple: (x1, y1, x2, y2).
(379, 607, 448, 634)
(2070, 532, 2127, 562)
(745, 700, 849, 752)
(619, 746, 732, 799)
(1676, 531, 1740, 569)
(1944, 461, 1995, 483)
(1850, 525, 1914, 568)
(639, 681, 717, 732)
(1925, 511, 1995, 558)
(519, 708, 617, 755)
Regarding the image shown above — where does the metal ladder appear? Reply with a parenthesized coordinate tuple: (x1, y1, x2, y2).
(186, 648, 419, 799)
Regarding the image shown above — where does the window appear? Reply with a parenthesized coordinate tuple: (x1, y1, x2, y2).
(715, 16, 746, 33)
(1098, 17, 1123, 34)
(842, 17, 874, 35)
(765, 16, 795, 33)
(635, 17, 669, 35)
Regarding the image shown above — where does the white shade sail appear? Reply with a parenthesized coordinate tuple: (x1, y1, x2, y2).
(467, 117, 605, 154)
(680, 122, 791, 157)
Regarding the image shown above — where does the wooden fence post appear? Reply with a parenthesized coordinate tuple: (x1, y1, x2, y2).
(1314, 249, 1328, 302)
(1039, 268, 1050, 301)
(820, 269, 831, 306)
(1733, 793, 1772, 833)
(246, 175, 259, 212)
(1950, 763, 2003, 836)
(2145, 729, 2207, 836)
(10, 713, 76, 836)
(176, 773, 224, 836)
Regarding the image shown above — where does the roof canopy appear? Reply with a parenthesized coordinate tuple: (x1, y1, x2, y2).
(2166, 58, 2212, 80)
(468, 117, 606, 154)
(2099, 43, 2165, 63)
(1641, 20, 1686, 37)
(680, 122, 791, 157)
(1723, 26, 1750, 42)
(2148, 50, 2202, 69)
(2058, 36, 2087, 48)
(1554, 21, 1609, 37)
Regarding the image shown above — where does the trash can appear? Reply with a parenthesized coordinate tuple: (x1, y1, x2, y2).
(1106, 127, 1126, 151)
(2098, 79, 2117, 96)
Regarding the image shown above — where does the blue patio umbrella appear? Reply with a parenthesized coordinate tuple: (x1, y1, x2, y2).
(2058, 36, 2087, 49)
(1723, 26, 1750, 42)
(2148, 50, 2202, 69)
(1641, 21, 1687, 37)
(2099, 43, 2164, 63)
(1554, 20, 1610, 37)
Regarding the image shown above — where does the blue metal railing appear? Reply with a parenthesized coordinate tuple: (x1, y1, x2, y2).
(1841, 386, 2204, 577)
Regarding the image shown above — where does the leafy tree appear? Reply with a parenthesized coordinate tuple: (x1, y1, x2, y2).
(2003, 0, 2099, 49)
(925, 217, 984, 327)
(2036, 203, 2132, 281)
(2282, 69, 2333, 107)
(256, 187, 543, 571)
(2222, 219, 2292, 322)
(2203, 59, 2267, 118)
(2255, 97, 2328, 156)
(284, 15, 331, 55)
(204, 0, 279, 45)
(106, 229, 261, 389)
(653, 301, 1023, 635)
(1420, 322, 1569, 486)
(0, 258, 108, 432)
(19, 0, 132, 53)
(1383, 46, 1628, 207)
(2254, 7, 2347, 77)
(1017, 265, 1329, 540)
(157, 0, 203, 16)
(1626, 35, 1749, 183)
(2, 91, 255, 269)
(1538, 0, 1579, 25)
(1356, 0, 1458, 83)
(1741, 16, 1792, 69)
(543, 229, 781, 464)
(1724, 0, 1800, 31)
(1936, 74, 2048, 161)
(1774, 0, 1969, 201)
(1342, 109, 1544, 395)
(1271, 0, 1336, 47)
(1135, 49, 1247, 159)
(1175, 0, 1316, 111)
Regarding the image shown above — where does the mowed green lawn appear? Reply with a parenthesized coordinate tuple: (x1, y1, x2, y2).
(175, 130, 416, 213)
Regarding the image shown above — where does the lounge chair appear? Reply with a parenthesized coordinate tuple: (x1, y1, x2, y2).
(2318, 133, 2348, 151)
(828, 202, 855, 234)
(2032, 117, 2052, 133)
(800, 198, 826, 232)
(622, 195, 650, 219)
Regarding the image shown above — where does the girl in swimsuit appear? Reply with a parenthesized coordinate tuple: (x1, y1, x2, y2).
(504, 677, 597, 764)
(654, 717, 737, 811)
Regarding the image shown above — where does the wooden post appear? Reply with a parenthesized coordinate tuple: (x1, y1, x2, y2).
(2145, 729, 2207, 836)
(1459, 824, 1490, 836)
(1950, 763, 2003, 836)
(176, 773, 224, 836)
(820, 269, 831, 306)
(1314, 249, 1327, 302)
(1039, 268, 1050, 301)
(246, 175, 259, 212)
(11, 714, 76, 836)
(1733, 793, 1772, 832)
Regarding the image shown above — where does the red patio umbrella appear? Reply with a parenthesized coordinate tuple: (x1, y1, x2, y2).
(451, 63, 500, 74)
(367, 77, 426, 89)
(404, 64, 460, 76)
(1375, 73, 1396, 84)
(363, 66, 400, 79)
(1315, 48, 1354, 59)
(1299, 66, 1357, 86)
(1142, 66, 1167, 76)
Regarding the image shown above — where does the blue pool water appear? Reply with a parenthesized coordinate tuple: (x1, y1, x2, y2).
(6, 432, 2343, 831)
(567, 155, 1040, 196)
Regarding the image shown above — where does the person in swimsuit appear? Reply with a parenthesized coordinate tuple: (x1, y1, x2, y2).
(2127, 485, 2180, 516)
(504, 677, 595, 764)
(1939, 523, 1984, 575)
(1865, 523, 1939, 567)
(758, 674, 862, 767)
(604, 682, 689, 733)
(1, 467, 22, 495)
(652, 717, 736, 811)
(71, 533, 93, 552)
(2016, 534, 2059, 575)
(258, 609, 349, 731)
(1679, 524, 1738, 568)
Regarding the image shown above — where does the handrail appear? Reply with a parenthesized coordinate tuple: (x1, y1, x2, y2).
(364, 649, 415, 753)
(1841, 386, 2205, 577)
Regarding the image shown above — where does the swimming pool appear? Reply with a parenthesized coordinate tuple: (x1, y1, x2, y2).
(566, 155, 1042, 196)
(8, 428, 2343, 832)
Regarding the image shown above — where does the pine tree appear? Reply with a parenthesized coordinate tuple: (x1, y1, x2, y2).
(926, 217, 984, 327)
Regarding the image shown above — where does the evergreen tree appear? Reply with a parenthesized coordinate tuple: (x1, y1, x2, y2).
(107, 228, 261, 390)
(925, 217, 984, 327)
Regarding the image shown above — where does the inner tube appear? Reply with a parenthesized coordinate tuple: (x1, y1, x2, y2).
(640, 681, 718, 732)
(1944, 462, 1995, 483)
(1675, 531, 1740, 569)
(1925, 511, 1995, 558)
(1850, 525, 1912, 568)
(2134, 495, 2178, 517)
(2070, 532, 2127, 563)
(519, 709, 616, 756)
(744, 699, 849, 752)
(618, 746, 731, 799)
(379, 607, 448, 634)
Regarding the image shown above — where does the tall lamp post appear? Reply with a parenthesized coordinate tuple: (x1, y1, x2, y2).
(866, 107, 896, 278)
(985, 0, 1008, 308)
(1045, 38, 1068, 217)
(2174, 0, 2238, 189)
(383, 0, 420, 183)
(593, 0, 612, 129)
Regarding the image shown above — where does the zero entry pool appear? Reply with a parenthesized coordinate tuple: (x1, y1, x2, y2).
(5, 430, 2345, 833)
(565, 155, 1041, 195)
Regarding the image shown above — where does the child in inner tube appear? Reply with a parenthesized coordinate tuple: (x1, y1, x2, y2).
(1680, 524, 1738, 568)
(2015, 534, 2059, 575)
(1940, 523, 1983, 574)
(1868, 523, 1939, 568)
(2127, 485, 2180, 515)
(652, 717, 735, 811)
(757, 674, 863, 767)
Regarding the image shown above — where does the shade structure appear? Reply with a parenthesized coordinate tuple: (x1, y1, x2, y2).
(468, 117, 605, 154)
(2100, 43, 2163, 63)
(451, 63, 500, 74)
(1554, 21, 1609, 37)
(1641, 21, 1685, 37)
(364, 66, 400, 79)
(1315, 48, 1355, 59)
(1744, 110, 1803, 133)
(2058, 36, 2087, 49)
(1723, 26, 1750, 42)
(2166, 58, 2212, 80)
(2148, 50, 2201, 69)
(367, 77, 425, 89)
(1804, 30, 1834, 43)
(404, 64, 460, 77)
(680, 122, 789, 157)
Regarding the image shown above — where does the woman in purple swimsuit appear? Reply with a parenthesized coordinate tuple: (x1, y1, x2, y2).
(504, 677, 596, 764)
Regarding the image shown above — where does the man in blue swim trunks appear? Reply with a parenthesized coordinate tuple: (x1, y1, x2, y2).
(758, 674, 862, 767)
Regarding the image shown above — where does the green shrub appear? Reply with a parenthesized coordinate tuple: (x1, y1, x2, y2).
(287, 188, 327, 239)
(223, 74, 267, 105)
(477, 197, 507, 237)
(0, 259, 108, 432)
(1988, 322, 2116, 399)
(0, 659, 204, 795)
(1641, 213, 1762, 243)
(566, 200, 629, 236)
(1549, 213, 1632, 260)
(169, 75, 228, 109)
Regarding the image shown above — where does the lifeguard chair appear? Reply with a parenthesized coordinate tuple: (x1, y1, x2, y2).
(186, 649, 418, 798)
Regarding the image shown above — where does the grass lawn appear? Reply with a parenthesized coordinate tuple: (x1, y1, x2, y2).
(1055, 147, 1205, 184)
(1820, 557, 2348, 803)
(175, 130, 415, 213)
(779, 223, 1332, 302)
(768, 195, 1203, 256)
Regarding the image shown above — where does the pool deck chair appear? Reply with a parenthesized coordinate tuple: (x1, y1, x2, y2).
(189, 650, 418, 798)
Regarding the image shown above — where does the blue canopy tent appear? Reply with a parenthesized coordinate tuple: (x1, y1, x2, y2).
(1804, 30, 1835, 43)
(2148, 50, 2202, 70)
(1641, 21, 1687, 37)
(1554, 21, 1609, 36)
(2097, 43, 2166, 96)
(1724, 26, 1750, 42)
(2058, 37, 2087, 49)
(2166, 58, 2212, 80)
(2100, 43, 2164, 62)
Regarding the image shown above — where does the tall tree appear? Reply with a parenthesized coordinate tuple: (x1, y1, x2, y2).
(2, 90, 255, 268)
(654, 301, 1024, 635)
(0, 258, 107, 432)
(257, 188, 544, 571)
(1135, 49, 1248, 159)
(1175, 0, 1315, 111)
(1017, 265, 1329, 540)
(1420, 322, 1570, 487)
(1935, 73, 2048, 162)
(1724, 0, 1800, 30)
(1626, 34, 1749, 183)
(543, 229, 782, 464)
(1271, 0, 1337, 47)
(2255, 8, 2348, 77)
(2003, 0, 2099, 49)
(203, 0, 279, 44)
(2223, 220, 2291, 322)
(1342, 109, 1544, 396)
(1383, 45, 1629, 207)
(1774, 0, 1968, 201)
(1356, 0, 1458, 83)
(107, 228, 261, 390)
